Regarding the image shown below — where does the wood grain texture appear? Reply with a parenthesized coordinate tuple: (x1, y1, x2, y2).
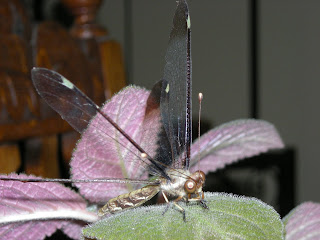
(0, 0, 126, 179)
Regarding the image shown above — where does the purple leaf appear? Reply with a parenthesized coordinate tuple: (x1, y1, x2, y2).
(62, 221, 87, 240)
(284, 202, 320, 240)
(71, 86, 157, 203)
(0, 173, 97, 240)
(190, 119, 284, 173)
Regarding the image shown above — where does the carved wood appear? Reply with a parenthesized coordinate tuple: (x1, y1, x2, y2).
(62, 0, 107, 38)
(0, 0, 127, 179)
(0, 144, 20, 173)
(24, 136, 60, 178)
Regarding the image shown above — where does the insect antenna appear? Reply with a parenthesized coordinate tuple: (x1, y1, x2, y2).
(195, 92, 204, 171)
(198, 93, 203, 141)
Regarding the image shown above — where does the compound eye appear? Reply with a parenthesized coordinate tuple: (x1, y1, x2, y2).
(184, 179, 196, 193)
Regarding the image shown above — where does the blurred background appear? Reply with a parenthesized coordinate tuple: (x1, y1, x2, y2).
(1, 0, 319, 232)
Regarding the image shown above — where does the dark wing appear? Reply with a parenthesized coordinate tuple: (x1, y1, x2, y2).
(160, 0, 192, 170)
(31, 68, 169, 179)
(145, 80, 174, 175)
(31, 68, 97, 134)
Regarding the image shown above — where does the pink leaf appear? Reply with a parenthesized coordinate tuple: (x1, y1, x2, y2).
(190, 119, 284, 173)
(62, 221, 87, 240)
(71, 86, 158, 203)
(139, 83, 162, 161)
(0, 173, 97, 240)
(284, 202, 320, 240)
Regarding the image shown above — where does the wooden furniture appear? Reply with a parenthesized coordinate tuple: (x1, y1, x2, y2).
(0, 0, 126, 178)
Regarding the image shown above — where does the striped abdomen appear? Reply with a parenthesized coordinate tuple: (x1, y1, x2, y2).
(98, 185, 160, 216)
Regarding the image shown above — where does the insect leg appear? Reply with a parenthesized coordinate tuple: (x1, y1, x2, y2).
(172, 195, 186, 222)
(199, 199, 209, 209)
(161, 192, 187, 221)
(162, 191, 170, 203)
(187, 192, 201, 202)
(161, 191, 171, 216)
(187, 191, 209, 210)
(199, 191, 209, 209)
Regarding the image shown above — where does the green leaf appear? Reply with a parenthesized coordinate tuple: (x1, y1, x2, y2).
(82, 192, 284, 240)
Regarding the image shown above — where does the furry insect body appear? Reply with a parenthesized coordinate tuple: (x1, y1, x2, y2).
(98, 185, 160, 216)
(98, 169, 206, 216)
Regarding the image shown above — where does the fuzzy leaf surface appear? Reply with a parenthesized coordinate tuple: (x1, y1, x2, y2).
(0, 173, 97, 240)
(283, 202, 320, 240)
(70, 86, 159, 203)
(83, 192, 284, 240)
(190, 119, 284, 173)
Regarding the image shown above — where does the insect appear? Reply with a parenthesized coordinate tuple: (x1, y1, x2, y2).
(1, 0, 207, 221)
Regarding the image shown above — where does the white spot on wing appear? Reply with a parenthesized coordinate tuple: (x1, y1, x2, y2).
(61, 77, 74, 89)
(165, 84, 170, 93)
(187, 14, 191, 29)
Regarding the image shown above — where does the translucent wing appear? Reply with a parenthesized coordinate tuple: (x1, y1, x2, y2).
(70, 86, 162, 203)
(31, 68, 97, 134)
(31, 68, 166, 203)
(160, 0, 192, 170)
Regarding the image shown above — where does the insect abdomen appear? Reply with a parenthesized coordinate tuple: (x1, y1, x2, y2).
(98, 185, 160, 216)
